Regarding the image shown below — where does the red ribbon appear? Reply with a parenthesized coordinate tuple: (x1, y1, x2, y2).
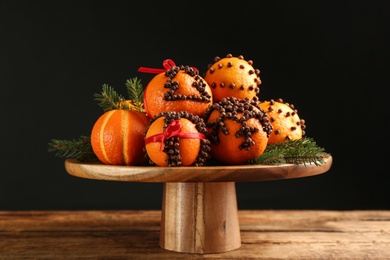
(145, 120, 206, 151)
(138, 59, 197, 74)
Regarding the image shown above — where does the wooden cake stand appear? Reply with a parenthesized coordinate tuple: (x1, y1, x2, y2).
(65, 156, 332, 254)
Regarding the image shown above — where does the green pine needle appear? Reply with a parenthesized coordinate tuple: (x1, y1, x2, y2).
(123, 77, 145, 112)
(93, 79, 145, 112)
(48, 135, 330, 166)
(48, 136, 98, 162)
(249, 137, 330, 166)
(93, 84, 125, 111)
(125, 77, 144, 103)
(52, 77, 330, 167)
(48, 135, 330, 165)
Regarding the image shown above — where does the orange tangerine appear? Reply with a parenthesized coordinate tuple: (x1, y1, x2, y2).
(90, 109, 150, 165)
(204, 97, 272, 165)
(144, 111, 211, 166)
(143, 65, 213, 119)
(204, 54, 261, 102)
(258, 98, 306, 144)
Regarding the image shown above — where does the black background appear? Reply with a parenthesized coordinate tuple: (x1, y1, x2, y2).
(1, 1, 388, 210)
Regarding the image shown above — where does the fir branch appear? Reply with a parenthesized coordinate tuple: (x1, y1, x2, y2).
(48, 135, 330, 166)
(249, 137, 330, 166)
(93, 84, 125, 111)
(124, 77, 145, 112)
(125, 77, 144, 103)
(48, 136, 98, 162)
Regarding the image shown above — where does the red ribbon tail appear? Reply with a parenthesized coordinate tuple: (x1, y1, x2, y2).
(138, 67, 167, 74)
(138, 59, 177, 74)
(138, 59, 198, 74)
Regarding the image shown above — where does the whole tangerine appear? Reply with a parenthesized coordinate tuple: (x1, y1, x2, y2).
(203, 97, 272, 165)
(143, 65, 213, 119)
(90, 109, 150, 165)
(204, 54, 261, 102)
(144, 111, 211, 167)
(258, 98, 306, 144)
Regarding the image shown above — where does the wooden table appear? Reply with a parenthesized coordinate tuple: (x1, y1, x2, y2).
(1, 210, 389, 259)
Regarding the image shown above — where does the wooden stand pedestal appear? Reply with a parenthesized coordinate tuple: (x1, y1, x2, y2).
(160, 182, 240, 253)
(64, 156, 332, 254)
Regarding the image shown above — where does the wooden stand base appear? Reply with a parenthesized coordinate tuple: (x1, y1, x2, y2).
(159, 182, 241, 254)
(64, 156, 333, 254)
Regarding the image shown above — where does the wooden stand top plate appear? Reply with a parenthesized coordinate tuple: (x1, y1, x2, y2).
(65, 155, 332, 183)
(64, 156, 333, 254)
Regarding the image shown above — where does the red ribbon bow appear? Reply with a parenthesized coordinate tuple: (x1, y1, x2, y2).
(138, 59, 197, 74)
(145, 120, 205, 151)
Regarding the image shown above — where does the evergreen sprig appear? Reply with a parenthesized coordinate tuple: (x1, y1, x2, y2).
(48, 134, 329, 166)
(48, 136, 98, 162)
(93, 78, 145, 112)
(122, 77, 145, 112)
(93, 84, 125, 111)
(249, 137, 330, 166)
(51, 78, 330, 166)
(125, 77, 144, 103)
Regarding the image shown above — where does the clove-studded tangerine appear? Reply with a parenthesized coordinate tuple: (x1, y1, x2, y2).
(144, 111, 211, 167)
(204, 54, 261, 102)
(203, 97, 272, 165)
(141, 60, 213, 119)
(258, 98, 306, 144)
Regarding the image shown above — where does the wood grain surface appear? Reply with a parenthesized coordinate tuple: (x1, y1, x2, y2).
(64, 156, 332, 182)
(160, 182, 241, 253)
(1, 210, 389, 259)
